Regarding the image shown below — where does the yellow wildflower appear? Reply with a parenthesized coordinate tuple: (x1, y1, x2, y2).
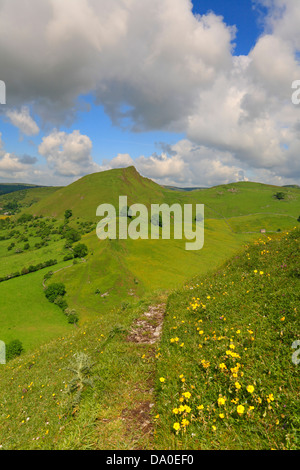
(173, 422, 180, 431)
(217, 396, 226, 406)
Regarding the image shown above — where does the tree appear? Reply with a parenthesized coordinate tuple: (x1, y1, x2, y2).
(274, 192, 285, 200)
(6, 339, 24, 361)
(45, 282, 66, 303)
(73, 243, 88, 259)
(65, 227, 81, 244)
(64, 209, 73, 221)
(65, 308, 79, 324)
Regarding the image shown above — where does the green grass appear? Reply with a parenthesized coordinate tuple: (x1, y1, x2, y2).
(0, 291, 165, 450)
(153, 229, 300, 450)
(0, 230, 298, 450)
(0, 186, 61, 214)
(1, 167, 299, 352)
(0, 238, 65, 278)
(0, 168, 299, 450)
(0, 262, 75, 351)
(49, 219, 254, 323)
(20, 167, 300, 225)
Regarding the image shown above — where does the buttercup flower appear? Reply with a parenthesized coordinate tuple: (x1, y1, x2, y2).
(217, 396, 226, 406)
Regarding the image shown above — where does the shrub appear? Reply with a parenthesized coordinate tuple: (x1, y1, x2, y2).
(274, 191, 285, 200)
(17, 214, 33, 223)
(6, 339, 24, 361)
(43, 271, 53, 281)
(64, 209, 73, 220)
(45, 282, 66, 303)
(73, 243, 88, 259)
(65, 308, 79, 324)
(54, 295, 68, 311)
(65, 228, 81, 244)
(63, 253, 74, 261)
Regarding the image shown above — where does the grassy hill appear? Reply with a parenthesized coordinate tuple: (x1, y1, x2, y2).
(21, 167, 300, 226)
(0, 183, 42, 197)
(0, 185, 62, 217)
(0, 228, 298, 450)
(0, 167, 299, 449)
(0, 167, 299, 352)
(24, 166, 166, 220)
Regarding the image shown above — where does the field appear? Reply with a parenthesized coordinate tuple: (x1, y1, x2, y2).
(0, 167, 299, 450)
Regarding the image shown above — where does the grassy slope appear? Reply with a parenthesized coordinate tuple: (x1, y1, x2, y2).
(24, 167, 166, 220)
(0, 229, 298, 450)
(0, 262, 77, 350)
(155, 229, 300, 450)
(52, 220, 252, 324)
(22, 168, 300, 225)
(0, 167, 299, 353)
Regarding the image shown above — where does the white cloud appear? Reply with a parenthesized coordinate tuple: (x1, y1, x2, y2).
(106, 153, 135, 169)
(6, 106, 40, 136)
(0, 0, 235, 128)
(0, 0, 299, 186)
(0, 132, 38, 180)
(38, 129, 100, 177)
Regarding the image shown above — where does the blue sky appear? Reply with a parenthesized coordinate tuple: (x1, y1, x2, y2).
(192, 0, 268, 55)
(0, 0, 299, 187)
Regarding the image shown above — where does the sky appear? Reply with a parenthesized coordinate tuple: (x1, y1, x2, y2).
(0, 0, 300, 188)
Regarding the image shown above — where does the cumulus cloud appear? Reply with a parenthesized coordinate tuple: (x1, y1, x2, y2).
(6, 106, 40, 136)
(18, 154, 38, 165)
(38, 129, 100, 177)
(0, 0, 299, 186)
(0, 131, 99, 185)
(0, 133, 38, 180)
(0, 0, 235, 129)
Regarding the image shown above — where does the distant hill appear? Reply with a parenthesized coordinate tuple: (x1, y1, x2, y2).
(0, 185, 62, 215)
(163, 185, 208, 191)
(0, 183, 42, 196)
(15, 166, 299, 225)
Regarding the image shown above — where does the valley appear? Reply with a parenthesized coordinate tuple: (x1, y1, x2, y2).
(0, 166, 299, 450)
